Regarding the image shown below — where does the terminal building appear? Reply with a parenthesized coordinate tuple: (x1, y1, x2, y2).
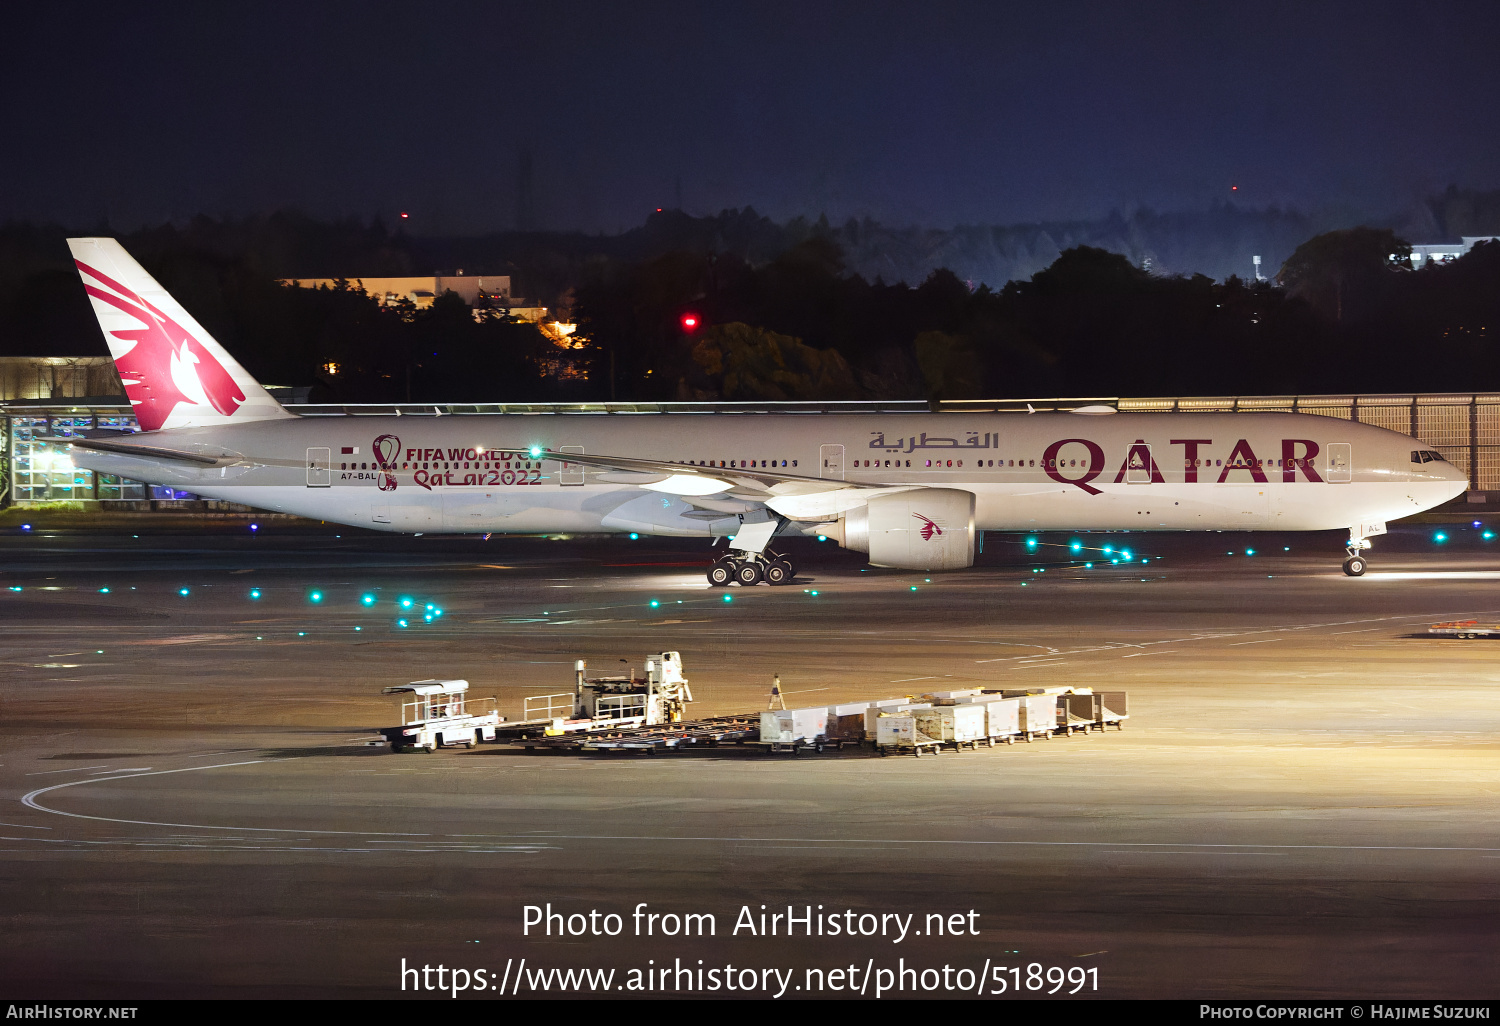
(4, 377, 1500, 511)
(278, 274, 551, 323)
(1408, 236, 1500, 270)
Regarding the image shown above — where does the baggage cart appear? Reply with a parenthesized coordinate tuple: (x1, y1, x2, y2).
(874, 713, 945, 757)
(1014, 694, 1058, 740)
(973, 697, 1022, 745)
(913, 705, 988, 750)
(1429, 620, 1500, 639)
(1057, 693, 1100, 734)
(759, 707, 831, 754)
(827, 703, 869, 743)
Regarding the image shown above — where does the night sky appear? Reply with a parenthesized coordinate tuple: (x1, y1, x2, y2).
(4, 1, 1498, 234)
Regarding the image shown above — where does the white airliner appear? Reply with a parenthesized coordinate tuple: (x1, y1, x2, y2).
(57, 238, 1467, 581)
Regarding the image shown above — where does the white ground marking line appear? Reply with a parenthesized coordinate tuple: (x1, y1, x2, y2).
(489, 833, 1500, 855)
(1228, 638, 1280, 646)
(0, 822, 50, 829)
(890, 676, 939, 683)
(20, 762, 428, 836)
(23, 765, 108, 776)
(972, 610, 1500, 666)
(91, 767, 151, 774)
(1330, 628, 1383, 634)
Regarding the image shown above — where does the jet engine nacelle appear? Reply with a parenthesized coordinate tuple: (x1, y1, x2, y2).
(830, 488, 976, 570)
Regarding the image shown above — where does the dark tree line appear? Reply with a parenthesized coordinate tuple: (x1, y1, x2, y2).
(1, 209, 1498, 405)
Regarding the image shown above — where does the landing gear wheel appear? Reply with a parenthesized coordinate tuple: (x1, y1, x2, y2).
(1342, 555, 1367, 577)
(764, 560, 793, 586)
(707, 558, 735, 587)
(735, 561, 764, 586)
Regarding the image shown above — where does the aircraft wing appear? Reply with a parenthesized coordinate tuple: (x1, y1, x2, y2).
(529, 446, 911, 517)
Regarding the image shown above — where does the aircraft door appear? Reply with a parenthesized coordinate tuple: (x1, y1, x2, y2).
(557, 445, 585, 486)
(306, 447, 331, 487)
(820, 443, 845, 480)
(1327, 443, 1352, 483)
(1125, 442, 1153, 484)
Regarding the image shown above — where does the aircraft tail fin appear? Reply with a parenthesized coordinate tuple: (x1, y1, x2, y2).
(67, 237, 293, 432)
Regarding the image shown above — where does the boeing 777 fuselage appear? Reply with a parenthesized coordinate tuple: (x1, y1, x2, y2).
(58, 238, 1469, 581)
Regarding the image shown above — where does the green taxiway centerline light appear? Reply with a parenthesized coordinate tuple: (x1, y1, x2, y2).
(630, 533, 639, 540)
(400, 597, 414, 609)
(310, 591, 323, 603)
(910, 585, 918, 591)
(817, 535, 827, 542)
(649, 600, 660, 608)
(1085, 563, 1093, 568)
(1246, 549, 1255, 556)
(723, 594, 733, 603)
(810, 590, 819, 596)
(249, 589, 261, 599)
(179, 588, 190, 596)
(1485, 532, 1495, 540)
(99, 587, 110, 593)
(361, 594, 376, 606)
(1435, 533, 1448, 543)
(397, 619, 409, 628)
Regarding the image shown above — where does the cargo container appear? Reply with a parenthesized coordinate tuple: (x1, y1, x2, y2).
(760, 707, 827, 743)
(1058, 693, 1100, 734)
(924, 688, 984, 701)
(874, 713, 944, 757)
(863, 698, 912, 735)
(914, 705, 988, 750)
(1096, 691, 1128, 729)
(973, 698, 1022, 744)
(1015, 694, 1058, 740)
(827, 702, 870, 742)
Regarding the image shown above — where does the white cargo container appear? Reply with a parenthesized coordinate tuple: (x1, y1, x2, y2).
(862, 698, 910, 735)
(760, 707, 828, 744)
(1015, 694, 1058, 740)
(914, 705, 987, 749)
(925, 688, 983, 701)
(874, 712, 944, 757)
(974, 698, 1022, 743)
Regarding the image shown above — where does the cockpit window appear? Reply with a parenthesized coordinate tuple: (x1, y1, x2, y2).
(1410, 449, 1447, 464)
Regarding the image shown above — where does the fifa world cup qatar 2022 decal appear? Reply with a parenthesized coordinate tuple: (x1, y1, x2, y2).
(355, 435, 548, 491)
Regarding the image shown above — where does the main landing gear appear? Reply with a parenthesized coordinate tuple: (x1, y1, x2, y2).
(707, 551, 797, 587)
(1342, 554, 1368, 577)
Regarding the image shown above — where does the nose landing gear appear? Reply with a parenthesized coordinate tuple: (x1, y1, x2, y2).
(1342, 522, 1383, 576)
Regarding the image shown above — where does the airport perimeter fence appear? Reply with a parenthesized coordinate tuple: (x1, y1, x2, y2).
(2, 393, 1499, 507)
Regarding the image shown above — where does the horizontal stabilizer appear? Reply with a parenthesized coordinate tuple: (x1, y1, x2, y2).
(52, 436, 231, 466)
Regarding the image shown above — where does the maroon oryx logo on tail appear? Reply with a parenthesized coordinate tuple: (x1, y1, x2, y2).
(914, 513, 943, 541)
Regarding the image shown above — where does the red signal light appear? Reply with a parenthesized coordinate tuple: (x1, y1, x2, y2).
(680, 313, 700, 331)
